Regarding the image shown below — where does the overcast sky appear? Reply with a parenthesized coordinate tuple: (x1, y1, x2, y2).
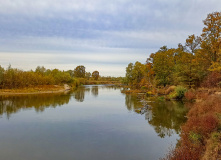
(0, 0, 221, 76)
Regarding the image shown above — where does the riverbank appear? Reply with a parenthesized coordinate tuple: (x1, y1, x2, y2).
(122, 85, 221, 159)
(0, 83, 123, 96)
(85, 80, 122, 86)
(162, 93, 221, 160)
(121, 85, 221, 100)
(0, 84, 71, 95)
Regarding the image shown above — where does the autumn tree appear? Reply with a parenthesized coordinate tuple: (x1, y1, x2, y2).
(3, 65, 15, 88)
(185, 34, 201, 54)
(124, 11, 221, 89)
(201, 12, 221, 62)
(85, 72, 91, 80)
(125, 62, 148, 88)
(173, 48, 203, 88)
(50, 69, 72, 84)
(125, 63, 134, 85)
(67, 70, 74, 77)
(74, 65, 86, 78)
(146, 54, 155, 86)
(92, 71, 99, 80)
(0, 65, 4, 87)
(152, 46, 175, 87)
(35, 66, 46, 75)
(132, 61, 146, 85)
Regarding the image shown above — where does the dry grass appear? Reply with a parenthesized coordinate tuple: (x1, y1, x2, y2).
(201, 71, 221, 88)
(165, 86, 176, 95)
(0, 85, 65, 95)
(185, 90, 196, 101)
(163, 94, 221, 160)
(202, 132, 221, 160)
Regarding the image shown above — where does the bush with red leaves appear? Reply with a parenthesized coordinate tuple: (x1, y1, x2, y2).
(162, 95, 221, 160)
(201, 71, 221, 88)
(184, 90, 196, 101)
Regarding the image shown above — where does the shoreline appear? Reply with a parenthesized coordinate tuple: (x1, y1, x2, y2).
(0, 84, 71, 96)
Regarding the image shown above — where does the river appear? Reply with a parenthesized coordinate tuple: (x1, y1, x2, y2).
(0, 85, 188, 160)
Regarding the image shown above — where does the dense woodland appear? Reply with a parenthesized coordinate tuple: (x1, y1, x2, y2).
(125, 12, 221, 90)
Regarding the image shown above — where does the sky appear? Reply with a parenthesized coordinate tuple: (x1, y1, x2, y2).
(0, 0, 221, 76)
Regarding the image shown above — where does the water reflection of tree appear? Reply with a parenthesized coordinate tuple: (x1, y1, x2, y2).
(0, 93, 71, 119)
(91, 86, 98, 97)
(0, 85, 117, 119)
(147, 101, 188, 138)
(124, 94, 188, 138)
(73, 87, 91, 102)
(125, 94, 143, 112)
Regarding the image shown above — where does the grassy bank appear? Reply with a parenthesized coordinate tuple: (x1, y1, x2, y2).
(162, 92, 221, 160)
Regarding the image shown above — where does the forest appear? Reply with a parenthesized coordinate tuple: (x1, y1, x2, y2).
(124, 12, 221, 93)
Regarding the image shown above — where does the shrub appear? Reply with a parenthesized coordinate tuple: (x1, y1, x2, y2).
(163, 95, 221, 160)
(175, 86, 187, 99)
(185, 90, 196, 101)
(78, 78, 86, 85)
(196, 91, 209, 101)
(202, 132, 221, 160)
(201, 71, 221, 88)
(189, 131, 202, 144)
(72, 78, 80, 88)
(200, 114, 219, 136)
(168, 91, 177, 99)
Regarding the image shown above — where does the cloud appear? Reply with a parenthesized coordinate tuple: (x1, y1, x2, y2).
(0, 0, 221, 76)
(0, 0, 219, 32)
(0, 29, 191, 54)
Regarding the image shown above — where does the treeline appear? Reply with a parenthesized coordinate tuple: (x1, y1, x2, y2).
(125, 12, 221, 89)
(0, 65, 101, 89)
(0, 65, 73, 89)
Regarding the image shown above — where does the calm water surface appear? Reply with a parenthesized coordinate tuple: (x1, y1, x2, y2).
(0, 85, 188, 160)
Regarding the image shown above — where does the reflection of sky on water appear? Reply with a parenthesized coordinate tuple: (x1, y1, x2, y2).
(0, 85, 187, 160)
